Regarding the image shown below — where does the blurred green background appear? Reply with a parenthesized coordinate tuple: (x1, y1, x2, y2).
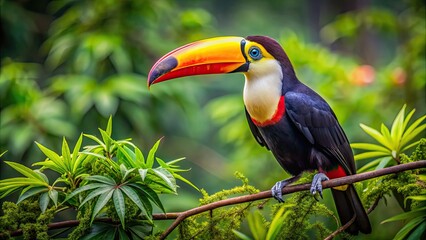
(1, 0, 425, 238)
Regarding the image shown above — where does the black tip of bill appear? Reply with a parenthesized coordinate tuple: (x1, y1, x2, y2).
(148, 56, 178, 86)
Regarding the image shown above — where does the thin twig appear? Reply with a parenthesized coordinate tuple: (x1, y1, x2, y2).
(367, 196, 382, 215)
(2, 160, 425, 239)
(323, 196, 381, 240)
(324, 214, 357, 240)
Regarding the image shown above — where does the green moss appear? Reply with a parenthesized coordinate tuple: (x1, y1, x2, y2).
(68, 204, 92, 240)
(178, 172, 259, 239)
(363, 138, 425, 211)
(0, 200, 54, 240)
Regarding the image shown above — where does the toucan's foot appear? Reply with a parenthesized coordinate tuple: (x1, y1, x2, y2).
(310, 172, 329, 201)
(271, 175, 301, 203)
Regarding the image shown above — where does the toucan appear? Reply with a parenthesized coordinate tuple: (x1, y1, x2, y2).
(147, 36, 372, 235)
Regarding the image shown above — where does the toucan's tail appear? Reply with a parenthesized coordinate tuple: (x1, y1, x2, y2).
(331, 184, 372, 235)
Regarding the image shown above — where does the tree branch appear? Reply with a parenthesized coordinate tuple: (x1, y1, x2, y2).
(159, 160, 426, 239)
(3, 160, 425, 239)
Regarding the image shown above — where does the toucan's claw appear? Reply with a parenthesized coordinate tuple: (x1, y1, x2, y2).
(310, 172, 329, 200)
(271, 180, 286, 203)
(271, 174, 301, 203)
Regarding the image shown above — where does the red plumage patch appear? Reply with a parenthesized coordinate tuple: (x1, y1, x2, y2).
(326, 165, 347, 179)
(252, 96, 285, 127)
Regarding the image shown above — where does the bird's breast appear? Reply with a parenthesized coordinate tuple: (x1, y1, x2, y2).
(243, 63, 284, 126)
(250, 96, 285, 127)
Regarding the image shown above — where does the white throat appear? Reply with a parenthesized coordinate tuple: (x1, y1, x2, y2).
(243, 59, 283, 123)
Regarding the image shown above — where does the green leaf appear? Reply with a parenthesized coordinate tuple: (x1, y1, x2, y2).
(64, 183, 106, 201)
(72, 134, 84, 172)
(360, 124, 393, 150)
(99, 128, 113, 152)
(81, 186, 114, 207)
(381, 123, 394, 149)
(128, 183, 164, 213)
(91, 189, 114, 222)
(232, 229, 252, 240)
(393, 217, 425, 240)
(375, 157, 393, 170)
(33, 160, 63, 173)
(173, 174, 199, 191)
(84, 134, 106, 149)
(119, 164, 135, 182)
(106, 116, 113, 137)
(267, 204, 293, 240)
(401, 140, 421, 153)
(401, 107, 415, 132)
(117, 145, 136, 168)
(382, 207, 426, 223)
(4, 161, 48, 184)
(151, 168, 176, 192)
(62, 137, 72, 173)
(87, 175, 116, 185)
(406, 220, 426, 240)
(405, 196, 426, 205)
(127, 222, 153, 239)
(354, 151, 390, 161)
(137, 192, 153, 218)
(17, 187, 48, 204)
(401, 120, 426, 147)
(351, 143, 390, 152)
(113, 189, 126, 228)
(80, 223, 117, 240)
(35, 170, 49, 183)
(0, 187, 20, 199)
(118, 228, 131, 240)
(80, 151, 107, 160)
(139, 169, 148, 181)
(40, 192, 50, 212)
(36, 142, 68, 173)
(390, 104, 406, 144)
(49, 189, 59, 206)
(135, 147, 146, 168)
(121, 185, 150, 219)
(147, 139, 162, 168)
(166, 157, 186, 166)
(155, 157, 169, 169)
(247, 211, 266, 240)
(357, 158, 383, 173)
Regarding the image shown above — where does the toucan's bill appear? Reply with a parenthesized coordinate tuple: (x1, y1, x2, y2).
(148, 37, 250, 86)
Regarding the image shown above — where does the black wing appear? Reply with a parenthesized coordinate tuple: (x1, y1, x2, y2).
(245, 108, 269, 150)
(285, 90, 355, 174)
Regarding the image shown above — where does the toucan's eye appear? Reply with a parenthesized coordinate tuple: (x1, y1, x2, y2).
(248, 46, 262, 60)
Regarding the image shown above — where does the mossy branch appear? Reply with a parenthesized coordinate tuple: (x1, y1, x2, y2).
(160, 160, 425, 239)
(3, 160, 425, 239)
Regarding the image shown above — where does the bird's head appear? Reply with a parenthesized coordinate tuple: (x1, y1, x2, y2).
(147, 36, 296, 88)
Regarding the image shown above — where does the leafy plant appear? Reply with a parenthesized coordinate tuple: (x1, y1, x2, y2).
(382, 193, 426, 240)
(0, 117, 196, 239)
(378, 139, 426, 240)
(233, 204, 294, 240)
(352, 105, 425, 172)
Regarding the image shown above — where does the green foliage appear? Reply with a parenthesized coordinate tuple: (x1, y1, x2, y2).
(1, 1, 425, 239)
(380, 140, 426, 240)
(233, 189, 338, 240)
(0, 0, 212, 169)
(363, 139, 426, 240)
(352, 105, 425, 172)
(178, 172, 259, 239)
(0, 200, 54, 240)
(0, 118, 195, 239)
(353, 105, 425, 239)
(233, 203, 294, 240)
